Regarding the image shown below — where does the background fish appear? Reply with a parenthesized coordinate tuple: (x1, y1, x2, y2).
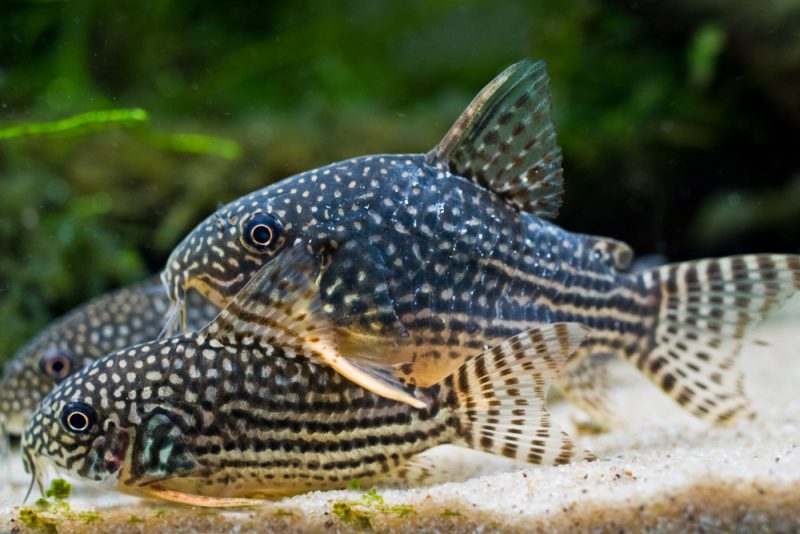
(22, 245, 592, 506)
(0, 278, 219, 436)
(161, 60, 800, 426)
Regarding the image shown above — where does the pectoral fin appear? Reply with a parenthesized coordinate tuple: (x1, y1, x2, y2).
(142, 484, 263, 508)
(318, 239, 409, 340)
(207, 242, 427, 409)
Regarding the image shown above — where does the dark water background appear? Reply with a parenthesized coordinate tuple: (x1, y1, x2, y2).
(1, 0, 798, 360)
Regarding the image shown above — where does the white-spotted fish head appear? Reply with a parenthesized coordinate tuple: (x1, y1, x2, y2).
(162, 200, 293, 320)
(20, 337, 201, 496)
(21, 361, 129, 492)
(0, 278, 183, 436)
(1, 354, 55, 436)
(1, 331, 93, 436)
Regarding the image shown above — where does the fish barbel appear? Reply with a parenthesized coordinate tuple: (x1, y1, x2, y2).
(161, 59, 800, 425)
(0, 278, 218, 436)
(22, 244, 592, 506)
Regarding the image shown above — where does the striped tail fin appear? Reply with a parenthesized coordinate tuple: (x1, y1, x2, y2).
(633, 254, 800, 424)
(446, 323, 596, 465)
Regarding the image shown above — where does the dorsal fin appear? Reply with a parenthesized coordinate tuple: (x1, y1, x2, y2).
(428, 59, 564, 219)
(205, 242, 427, 409)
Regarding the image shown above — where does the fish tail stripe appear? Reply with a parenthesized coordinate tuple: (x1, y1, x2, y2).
(447, 323, 595, 465)
(632, 254, 800, 424)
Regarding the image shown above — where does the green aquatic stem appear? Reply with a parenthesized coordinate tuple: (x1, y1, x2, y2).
(0, 109, 149, 140)
(145, 130, 242, 160)
(0, 108, 242, 160)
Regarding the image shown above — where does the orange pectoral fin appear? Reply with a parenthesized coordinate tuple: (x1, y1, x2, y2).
(315, 344, 428, 409)
(142, 484, 264, 508)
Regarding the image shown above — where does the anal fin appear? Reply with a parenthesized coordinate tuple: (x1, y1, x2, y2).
(555, 350, 621, 429)
(380, 453, 461, 488)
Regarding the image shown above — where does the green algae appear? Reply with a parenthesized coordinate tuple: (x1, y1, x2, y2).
(43, 479, 72, 501)
(19, 507, 58, 534)
(332, 488, 415, 528)
(332, 500, 372, 529)
(441, 509, 461, 517)
(274, 508, 295, 517)
(19, 479, 101, 533)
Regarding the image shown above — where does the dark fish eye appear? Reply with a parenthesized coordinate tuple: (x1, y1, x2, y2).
(39, 348, 75, 382)
(61, 401, 97, 434)
(613, 247, 633, 270)
(241, 213, 283, 254)
(250, 224, 273, 246)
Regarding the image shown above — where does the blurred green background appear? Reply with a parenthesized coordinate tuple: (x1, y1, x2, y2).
(1, 0, 799, 361)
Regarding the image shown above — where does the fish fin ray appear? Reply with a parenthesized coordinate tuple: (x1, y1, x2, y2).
(448, 323, 595, 465)
(142, 484, 264, 507)
(634, 254, 800, 424)
(428, 59, 564, 219)
(381, 452, 467, 487)
(555, 350, 621, 428)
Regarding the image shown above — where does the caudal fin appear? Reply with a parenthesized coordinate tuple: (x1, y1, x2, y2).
(446, 322, 595, 465)
(634, 254, 800, 424)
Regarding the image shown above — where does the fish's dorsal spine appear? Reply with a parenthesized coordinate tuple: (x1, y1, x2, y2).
(428, 59, 564, 219)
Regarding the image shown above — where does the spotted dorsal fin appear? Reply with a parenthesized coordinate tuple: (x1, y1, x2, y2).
(428, 59, 564, 219)
(205, 242, 427, 409)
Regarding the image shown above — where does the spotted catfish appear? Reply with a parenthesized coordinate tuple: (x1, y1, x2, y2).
(0, 278, 219, 436)
(22, 244, 592, 506)
(162, 59, 800, 425)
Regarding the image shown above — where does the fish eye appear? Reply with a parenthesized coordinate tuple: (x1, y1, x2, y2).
(39, 348, 75, 382)
(61, 401, 97, 434)
(241, 213, 283, 254)
(250, 223, 273, 246)
(613, 247, 633, 270)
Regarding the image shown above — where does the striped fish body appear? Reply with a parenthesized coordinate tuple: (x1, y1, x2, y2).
(162, 60, 800, 425)
(34, 333, 454, 498)
(0, 279, 218, 435)
(22, 247, 591, 504)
